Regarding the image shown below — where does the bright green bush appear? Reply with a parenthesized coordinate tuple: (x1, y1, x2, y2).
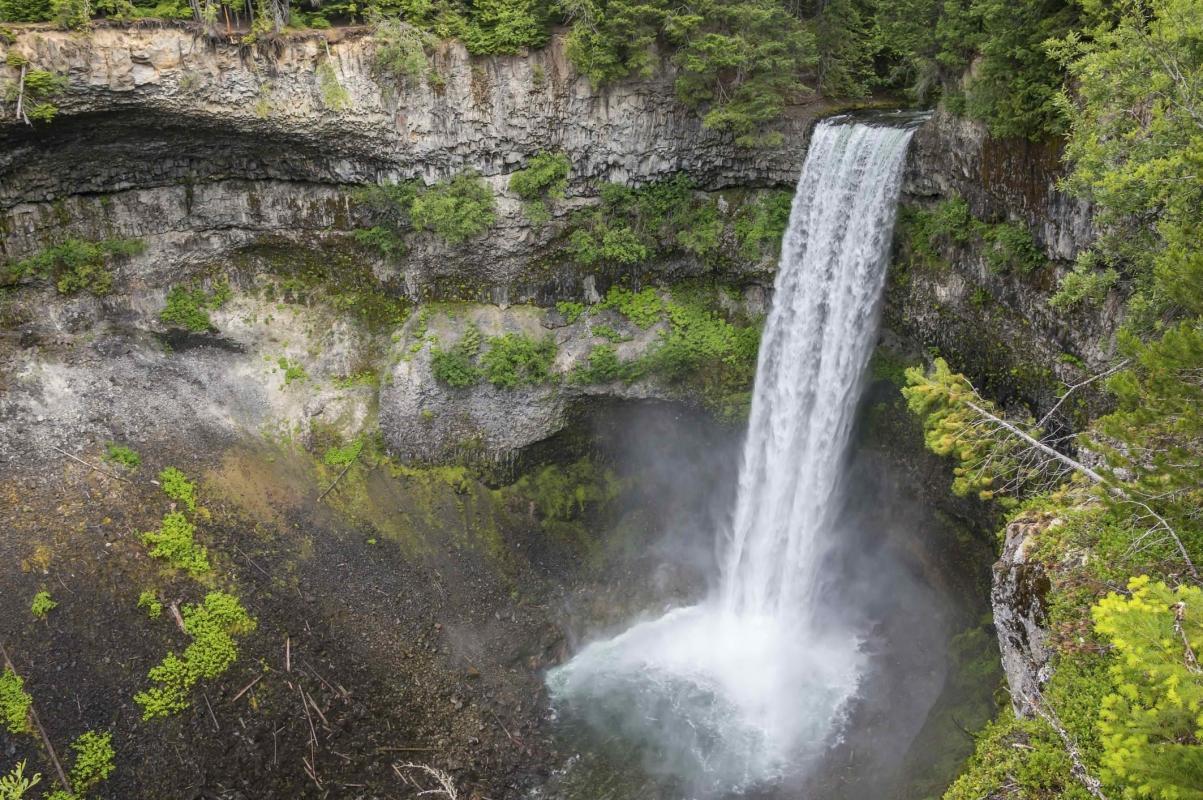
(158, 467, 197, 511)
(734, 190, 793, 260)
(135, 592, 256, 720)
(555, 300, 586, 323)
(480, 332, 556, 388)
(597, 286, 663, 328)
(570, 343, 626, 384)
(0, 668, 31, 734)
(1092, 576, 1203, 798)
(141, 512, 210, 576)
(983, 222, 1044, 274)
(0, 761, 40, 799)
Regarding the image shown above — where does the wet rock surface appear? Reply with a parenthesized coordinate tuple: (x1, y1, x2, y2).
(991, 512, 1056, 717)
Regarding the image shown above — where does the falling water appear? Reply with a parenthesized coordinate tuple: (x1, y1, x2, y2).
(547, 116, 923, 794)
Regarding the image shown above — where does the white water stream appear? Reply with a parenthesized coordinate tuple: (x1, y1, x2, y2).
(547, 117, 922, 794)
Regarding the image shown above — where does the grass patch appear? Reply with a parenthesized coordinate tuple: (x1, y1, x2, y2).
(158, 467, 197, 511)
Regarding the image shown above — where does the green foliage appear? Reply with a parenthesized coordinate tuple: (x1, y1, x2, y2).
(570, 343, 627, 383)
(158, 466, 197, 511)
(591, 323, 627, 342)
(1052, 0, 1203, 327)
(1092, 576, 1203, 798)
(372, 18, 431, 84)
(903, 358, 1052, 503)
(565, 175, 725, 266)
(5, 238, 144, 296)
(68, 731, 115, 793)
(0, 0, 50, 21)
(160, 280, 230, 331)
(51, 0, 90, 28)
(431, 324, 481, 387)
(1050, 253, 1119, 310)
(982, 222, 1044, 275)
(138, 589, 163, 620)
(598, 286, 664, 328)
(461, 0, 551, 54)
(277, 357, 308, 385)
(505, 457, 622, 521)
(30, 589, 56, 619)
(409, 172, 496, 244)
(2, 65, 66, 122)
(509, 152, 571, 200)
(141, 512, 210, 575)
(555, 300, 586, 323)
(135, 592, 256, 720)
(317, 61, 351, 110)
(480, 332, 557, 388)
(0, 668, 31, 735)
(104, 443, 140, 469)
(323, 437, 363, 467)
(733, 190, 793, 260)
(0, 761, 40, 800)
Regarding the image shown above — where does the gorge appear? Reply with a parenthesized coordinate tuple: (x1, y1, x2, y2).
(2, 7, 1198, 800)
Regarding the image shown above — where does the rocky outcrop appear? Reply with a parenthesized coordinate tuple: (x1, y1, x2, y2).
(888, 111, 1123, 419)
(991, 511, 1056, 717)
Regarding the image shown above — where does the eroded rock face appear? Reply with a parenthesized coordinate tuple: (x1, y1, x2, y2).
(991, 512, 1056, 716)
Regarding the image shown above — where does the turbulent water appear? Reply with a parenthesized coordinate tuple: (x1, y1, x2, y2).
(547, 116, 922, 795)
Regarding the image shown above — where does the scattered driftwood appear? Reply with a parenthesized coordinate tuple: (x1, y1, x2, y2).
(0, 643, 73, 795)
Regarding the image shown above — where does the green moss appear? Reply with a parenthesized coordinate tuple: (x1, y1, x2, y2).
(158, 467, 197, 511)
(135, 592, 256, 720)
(104, 443, 140, 469)
(323, 438, 364, 467)
(138, 590, 163, 620)
(141, 512, 210, 576)
(0, 668, 31, 735)
(30, 589, 56, 619)
(67, 731, 115, 794)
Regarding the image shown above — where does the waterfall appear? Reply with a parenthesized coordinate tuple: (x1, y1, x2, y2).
(546, 116, 922, 794)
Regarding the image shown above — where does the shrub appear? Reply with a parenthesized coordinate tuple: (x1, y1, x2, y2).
(431, 324, 482, 388)
(597, 286, 663, 328)
(984, 222, 1045, 274)
(6, 237, 143, 296)
(1092, 576, 1203, 799)
(138, 590, 163, 620)
(104, 443, 140, 469)
(1050, 254, 1119, 310)
(410, 173, 496, 244)
(509, 152, 571, 201)
(158, 467, 197, 511)
(160, 281, 230, 331)
(135, 592, 256, 720)
(480, 332, 556, 388)
(570, 343, 625, 384)
(68, 731, 115, 793)
(734, 190, 793, 260)
(30, 589, 56, 619)
(141, 512, 209, 576)
(0, 668, 31, 734)
(555, 300, 586, 323)
(373, 18, 430, 83)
